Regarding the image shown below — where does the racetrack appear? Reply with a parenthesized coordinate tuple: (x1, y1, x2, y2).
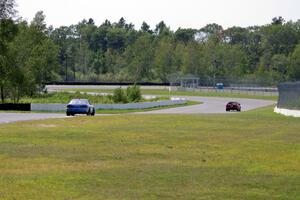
(142, 96, 275, 114)
(0, 97, 275, 124)
(0, 113, 65, 124)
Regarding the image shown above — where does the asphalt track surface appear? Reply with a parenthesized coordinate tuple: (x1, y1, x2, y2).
(0, 96, 275, 124)
(0, 113, 66, 124)
(141, 96, 275, 114)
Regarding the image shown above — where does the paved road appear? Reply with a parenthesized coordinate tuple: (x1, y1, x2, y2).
(0, 97, 275, 124)
(142, 96, 275, 114)
(0, 113, 66, 124)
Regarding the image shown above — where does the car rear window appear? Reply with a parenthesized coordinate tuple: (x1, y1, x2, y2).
(70, 99, 83, 104)
(82, 100, 89, 104)
(69, 99, 90, 105)
(228, 102, 239, 105)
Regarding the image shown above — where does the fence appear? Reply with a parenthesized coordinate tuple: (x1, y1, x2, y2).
(277, 82, 300, 110)
(167, 75, 278, 96)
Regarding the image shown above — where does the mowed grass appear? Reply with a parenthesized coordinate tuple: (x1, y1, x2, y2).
(0, 107, 299, 199)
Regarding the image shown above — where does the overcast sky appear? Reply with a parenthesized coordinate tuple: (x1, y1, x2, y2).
(16, 0, 300, 30)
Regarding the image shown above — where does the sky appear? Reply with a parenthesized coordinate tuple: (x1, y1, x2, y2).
(16, 0, 300, 30)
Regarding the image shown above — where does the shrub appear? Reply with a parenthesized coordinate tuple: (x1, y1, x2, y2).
(126, 85, 142, 102)
(112, 87, 127, 103)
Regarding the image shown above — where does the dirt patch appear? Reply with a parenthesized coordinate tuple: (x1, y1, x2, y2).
(36, 124, 57, 128)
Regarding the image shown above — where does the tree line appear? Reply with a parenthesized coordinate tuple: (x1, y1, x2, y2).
(1, 0, 300, 103)
(51, 16, 300, 85)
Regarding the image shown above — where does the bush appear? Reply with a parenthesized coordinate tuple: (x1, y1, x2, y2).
(111, 85, 142, 103)
(126, 85, 142, 103)
(112, 88, 128, 103)
(20, 92, 114, 104)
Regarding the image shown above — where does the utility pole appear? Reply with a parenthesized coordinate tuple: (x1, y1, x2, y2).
(213, 58, 217, 88)
(65, 54, 68, 82)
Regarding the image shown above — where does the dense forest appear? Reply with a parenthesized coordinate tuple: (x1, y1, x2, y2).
(49, 15, 300, 84)
(1, 0, 300, 102)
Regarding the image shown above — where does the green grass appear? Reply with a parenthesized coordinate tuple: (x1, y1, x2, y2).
(18, 92, 168, 104)
(0, 107, 299, 199)
(19, 92, 113, 104)
(60, 88, 278, 101)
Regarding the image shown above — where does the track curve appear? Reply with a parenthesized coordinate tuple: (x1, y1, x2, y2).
(0, 96, 275, 124)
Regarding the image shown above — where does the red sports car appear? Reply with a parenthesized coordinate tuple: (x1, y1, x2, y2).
(226, 102, 241, 112)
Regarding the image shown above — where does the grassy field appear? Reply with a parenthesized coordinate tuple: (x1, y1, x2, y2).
(59, 88, 278, 101)
(0, 107, 299, 199)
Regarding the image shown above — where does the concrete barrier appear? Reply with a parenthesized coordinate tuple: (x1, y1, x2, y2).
(31, 100, 187, 111)
(31, 104, 67, 111)
(274, 106, 300, 117)
(0, 103, 31, 111)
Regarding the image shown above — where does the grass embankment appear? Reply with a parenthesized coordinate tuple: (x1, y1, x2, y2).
(60, 88, 278, 101)
(96, 101, 200, 114)
(0, 107, 299, 199)
(19, 92, 168, 104)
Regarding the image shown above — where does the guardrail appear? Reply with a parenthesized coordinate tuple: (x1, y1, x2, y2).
(47, 82, 172, 86)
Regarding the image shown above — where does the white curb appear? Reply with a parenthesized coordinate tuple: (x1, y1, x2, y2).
(274, 106, 300, 117)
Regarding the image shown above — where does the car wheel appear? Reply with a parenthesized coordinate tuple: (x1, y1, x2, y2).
(66, 112, 70, 116)
(91, 109, 95, 116)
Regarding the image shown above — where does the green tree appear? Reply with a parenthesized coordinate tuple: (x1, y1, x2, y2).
(181, 42, 203, 75)
(0, 0, 16, 20)
(141, 21, 153, 34)
(106, 28, 126, 51)
(201, 23, 223, 35)
(175, 28, 197, 44)
(261, 23, 298, 56)
(269, 54, 289, 81)
(116, 17, 126, 29)
(31, 11, 47, 32)
(0, 19, 18, 102)
(154, 36, 175, 82)
(155, 21, 171, 36)
(289, 44, 300, 80)
(9, 18, 59, 98)
(123, 34, 154, 81)
(272, 16, 285, 25)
